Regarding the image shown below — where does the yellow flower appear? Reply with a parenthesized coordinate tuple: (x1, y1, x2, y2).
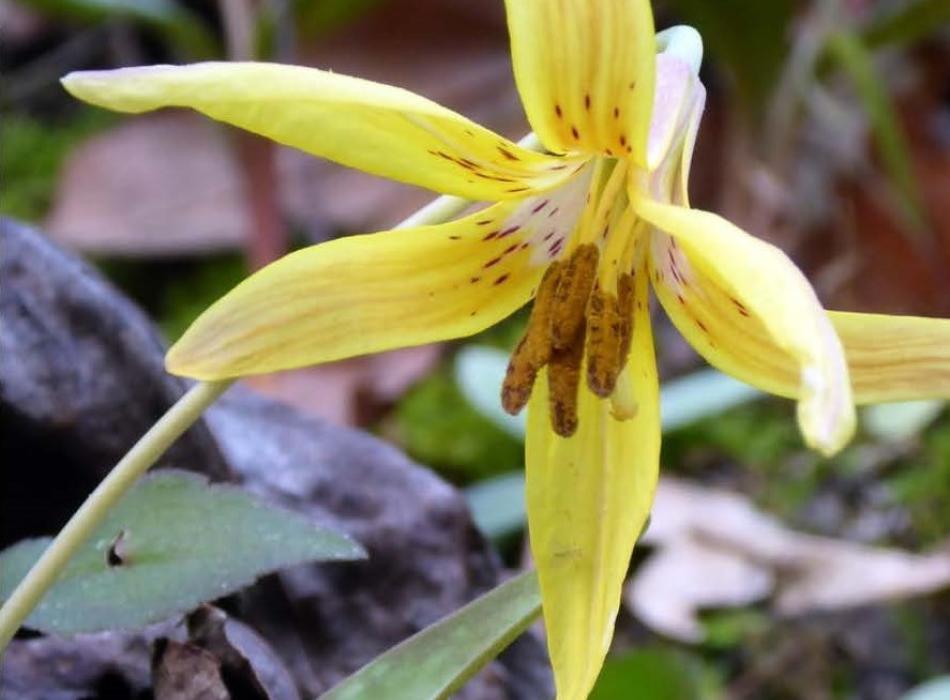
(63, 3, 950, 697)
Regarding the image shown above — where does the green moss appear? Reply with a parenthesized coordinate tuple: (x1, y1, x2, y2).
(0, 110, 112, 221)
(392, 367, 524, 481)
(662, 400, 802, 472)
(96, 254, 248, 343)
(885, 416, 950, 546)
(591, 646, 719, 700)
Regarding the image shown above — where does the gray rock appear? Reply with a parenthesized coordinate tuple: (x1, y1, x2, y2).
(206, 389, 552, 699)
(0, 621, 181, 700)
(0, 217, 230, 545)
(0, 217, 552, 699)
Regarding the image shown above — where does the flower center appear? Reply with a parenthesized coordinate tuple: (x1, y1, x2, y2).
(501, 158, 642, 437)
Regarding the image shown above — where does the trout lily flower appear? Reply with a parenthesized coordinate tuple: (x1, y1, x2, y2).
(64, 2, 950, 697)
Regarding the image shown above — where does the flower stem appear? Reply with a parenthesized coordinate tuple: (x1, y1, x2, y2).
(0, 183, 495, 654)
(0, 379, 234, 653)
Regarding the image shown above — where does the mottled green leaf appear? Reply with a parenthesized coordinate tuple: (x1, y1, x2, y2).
(320, 571, 541, 700)
(0, 471, 364, 634)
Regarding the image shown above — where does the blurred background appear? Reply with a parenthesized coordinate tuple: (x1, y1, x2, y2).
(3, 0, 950, 697)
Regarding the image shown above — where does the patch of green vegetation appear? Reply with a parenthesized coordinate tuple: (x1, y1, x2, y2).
(392, 367, 524, 481)
(662, 400, 802, 472)
(0, 110, 113, 221)
(592, 646, 720, 700)
(97, 254, 248, 343)
(886, 417, 950, 546)
(701, 608, 770, 651)
(470, 306, 530, 351)
(157, 255, 249, 341)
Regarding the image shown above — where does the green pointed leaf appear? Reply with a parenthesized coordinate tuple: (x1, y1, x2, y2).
(0, 470, 364, 634)
(320, 570, 541, 700)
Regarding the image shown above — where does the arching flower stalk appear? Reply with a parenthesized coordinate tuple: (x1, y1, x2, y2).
(63, 2, 950, 697)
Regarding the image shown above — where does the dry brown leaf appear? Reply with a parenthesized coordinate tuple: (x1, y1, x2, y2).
(46, 113, 248, 256)
(152, 639, 229, 700)
(243, 344, 441, 426)
(46, 0, 527, 257)
(627, 478, 950, 642)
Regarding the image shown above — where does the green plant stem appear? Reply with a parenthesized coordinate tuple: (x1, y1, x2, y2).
(0, 379, 233, 653)
(0, 184, 493, 654)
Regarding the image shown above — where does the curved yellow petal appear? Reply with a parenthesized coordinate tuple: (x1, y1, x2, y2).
(167, 180, 593, 378)
(526, 267, 659, 699)
(636, 199, 855, 456)
(505, 0, 656, 164)
(62, 62, 582, 201)
(831, 311, 950, 404)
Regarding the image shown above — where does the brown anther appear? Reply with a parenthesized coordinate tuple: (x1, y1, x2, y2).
(548, 324, 586, 437)
(616, 273, 636, 363)
(550, 244, 599, 350)
(501, 262, 563, 414)
(585, 287, 623, 397)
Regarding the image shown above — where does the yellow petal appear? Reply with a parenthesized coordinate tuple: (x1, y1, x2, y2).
(62, 62, 583, 201)
(526, 267, 659, 699)
(166, 178, 593, 378)
(504, 0, 656, 164)
(636, 198, 856, 456)
(831, 311, 950, 403)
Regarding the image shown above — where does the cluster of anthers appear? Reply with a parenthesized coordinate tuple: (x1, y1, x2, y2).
(501, 161, 640, 437)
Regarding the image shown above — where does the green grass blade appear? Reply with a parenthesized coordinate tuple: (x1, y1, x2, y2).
(319, 571, 542, 700)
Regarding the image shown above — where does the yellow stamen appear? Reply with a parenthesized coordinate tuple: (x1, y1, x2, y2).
(502, 262, 563, 414)
(616, 272, 636, 363)
(548, 324, 586, 437)
(585, 286, 623, 397)
(550, 244, 599, 349)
